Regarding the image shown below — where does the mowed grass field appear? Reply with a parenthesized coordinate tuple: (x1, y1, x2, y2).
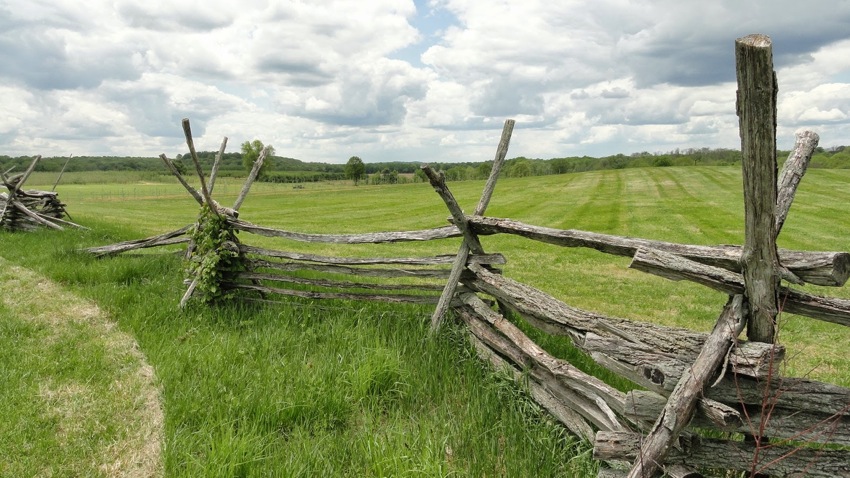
(3, 166, 849, 476)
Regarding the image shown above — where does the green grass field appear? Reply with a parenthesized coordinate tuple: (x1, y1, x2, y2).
(3, 166, 849, 476)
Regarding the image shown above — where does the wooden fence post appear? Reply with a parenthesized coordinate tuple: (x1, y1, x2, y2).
(427, 119, 514, 332)
(735, 34, 780, 344)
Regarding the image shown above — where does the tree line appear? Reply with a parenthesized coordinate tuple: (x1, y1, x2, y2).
(2, 145, 848, 186)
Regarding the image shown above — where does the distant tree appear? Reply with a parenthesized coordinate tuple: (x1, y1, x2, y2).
(508, 159, 532, 177)
(345, 156, 365, 185)
(241, 140, 275, 177)
(477, 161, 493, 179)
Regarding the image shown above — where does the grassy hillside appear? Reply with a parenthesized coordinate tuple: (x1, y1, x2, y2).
(4, 166, 848, 476)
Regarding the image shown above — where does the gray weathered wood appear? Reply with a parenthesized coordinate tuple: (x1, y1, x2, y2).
(51, 155, 72, 192)
(11, 155, 40, 195)
(598, 464, 700, 478)
(583, 332, 780, 391)
(456, 292, 628, 432)
(182, 118, 218, 215)
(236, 271, 444, 292)
(422, 166, 485, 331)
(464, 263, 780, 378)
(160, 154, 205, 205)
(179, 276, 199, 309)
(429, 119, 515, 332)
(0, 155, 40, 224)
(595, 431, 850, 478)
(229, 218, 460, 243)
(422, 167, 485, 254)
(467, 332, 597, 442)
(625, 390, 850, 446)
(82, 226, 192, 256)
(208, 136, 228, 194)
(463, 216, 850, 287)
(624, 296, 746, 478)
(630, 247, 850, 327)
(736, 33, 780, 343)
(11, 201, 63, 230)
(231, 282, 438, 304)
(591, 332, 850, 417)
(233, 146, 269, 211)
(776, 130, 818, 234)
(239, 244, 505, 266)
(249, 258, 451, 279)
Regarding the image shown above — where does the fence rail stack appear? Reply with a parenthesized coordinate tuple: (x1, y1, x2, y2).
(0, 155, 84, 231)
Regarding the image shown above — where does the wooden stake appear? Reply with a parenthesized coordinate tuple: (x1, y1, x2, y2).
(624, 295, 746, 478)
(160, 154, 205, 205)
(181, 118, 218, 215)
(428, 119, 514, 332)
(735, 34, 780, 344)
(775, 130, 818, 235)
(208, 136, 228, 194)
(233, 146, 269, 211)
(51, 154, 73, 192)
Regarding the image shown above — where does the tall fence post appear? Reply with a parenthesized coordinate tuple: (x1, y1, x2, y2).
(735, 33, 780, 344)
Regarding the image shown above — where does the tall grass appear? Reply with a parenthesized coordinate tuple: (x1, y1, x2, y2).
(5, 166, 849, 475)
(1, 226, 593, 477)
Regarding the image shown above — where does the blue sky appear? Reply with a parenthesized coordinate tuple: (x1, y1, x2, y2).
(1, 0, 850, 163)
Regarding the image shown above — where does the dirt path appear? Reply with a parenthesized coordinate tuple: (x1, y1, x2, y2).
(0, 257, 163, 477)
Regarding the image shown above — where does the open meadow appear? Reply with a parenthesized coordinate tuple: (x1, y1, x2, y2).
(3, 166, 849, 476)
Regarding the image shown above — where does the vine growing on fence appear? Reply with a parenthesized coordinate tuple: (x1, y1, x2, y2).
(186, 205, 245, 304)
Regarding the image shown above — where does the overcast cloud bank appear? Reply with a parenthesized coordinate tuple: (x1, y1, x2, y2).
(1, 0, 849, 163)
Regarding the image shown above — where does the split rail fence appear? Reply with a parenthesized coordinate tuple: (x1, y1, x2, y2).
(1, 155, 83, 231)
(84, 35, 849, 477)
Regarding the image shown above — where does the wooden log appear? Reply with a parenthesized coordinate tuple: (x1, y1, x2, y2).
(464, 263, 778, 378)
(11, 201, 63, 230)
(625, 390, 850, 446)
(248, 258, 451, 279)
(82, 226, 192, 256)
(182, 118, 218, 215)
(624, 295, 746, 478)
(630, 247, 850, 327)
(31, 210, 87, 230)
(736, 33, 780, 343)
(51, 155, 73, 192)
(238, 244, 505, 266)
(423, 166, 485, 331)
(422, 166, 485, 254)
(598, 464, 700, 478)
(591, 335, 850, 417)
(428, 119, 514, 332)
(776, 130, 818, 234)
(594, 431, 850, 478)
(584, 332, 780, 391)
(236, 271, 444, 292)
(463, 216, 850, 287)
(230, 282, 439, 304)
(467, 332, 597, 442)
(229, 218, 461, 243)
(208, 136, 228, 194)
(456, 293, 629, 432)
(233, 145, 269, 211)
(179, 276, 199, 309)
(160, 154, 204, 205)
(0, 155, 39, 223)
(11, 155, 40, 195)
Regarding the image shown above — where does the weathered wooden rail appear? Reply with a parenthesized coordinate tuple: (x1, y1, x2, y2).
(0, 155, 84, 231)
(82, 35, 850, 477)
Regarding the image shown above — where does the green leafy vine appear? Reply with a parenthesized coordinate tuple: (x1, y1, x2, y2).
(185, 205, 245, 304)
